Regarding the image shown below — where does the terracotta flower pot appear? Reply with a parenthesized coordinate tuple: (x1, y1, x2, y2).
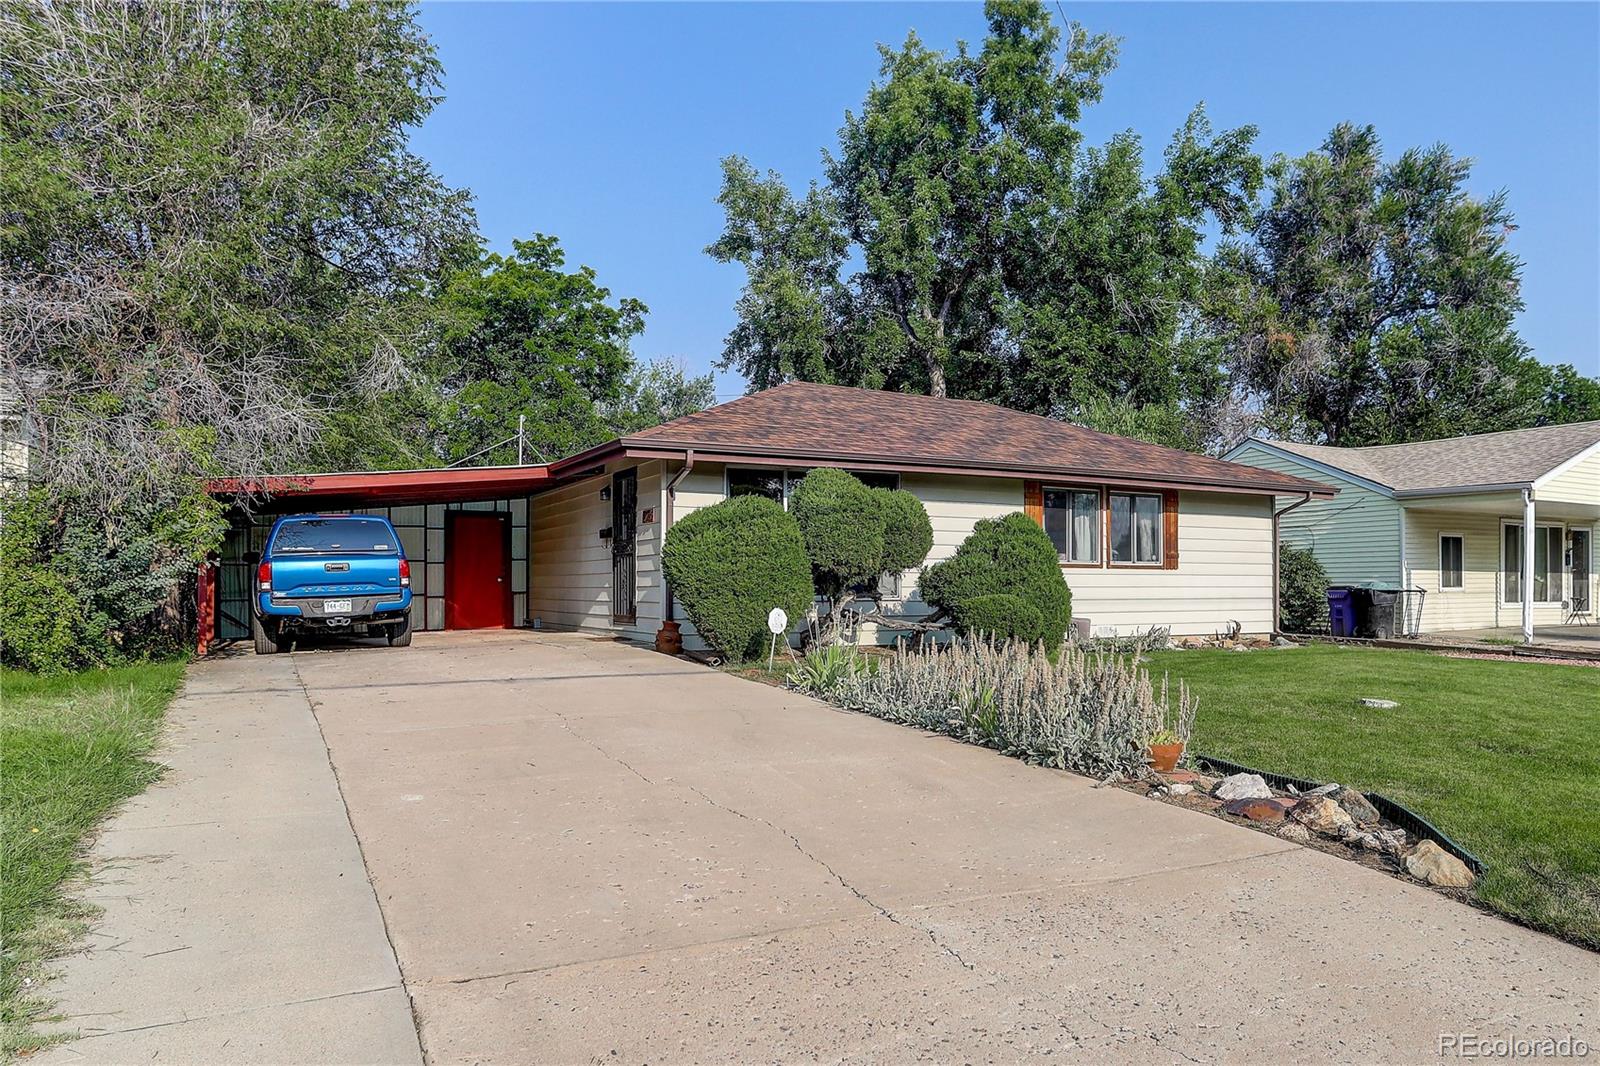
(1147, 741, 1185, 773)
(654, 620, 683, 655)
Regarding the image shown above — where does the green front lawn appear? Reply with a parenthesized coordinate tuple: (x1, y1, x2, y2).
(1, 661, 185, 1055)
(1146, 645, 1599, 948)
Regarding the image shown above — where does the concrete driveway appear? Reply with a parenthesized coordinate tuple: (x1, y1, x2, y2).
(291, 631, 1592, 1063)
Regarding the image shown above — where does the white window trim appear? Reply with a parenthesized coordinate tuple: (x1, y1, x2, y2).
(1044, 484, 1103, 566)
(1108, 490, 1165, 567)
(1499, 519, 1565, 606)
(1437, 531, 1465, 592)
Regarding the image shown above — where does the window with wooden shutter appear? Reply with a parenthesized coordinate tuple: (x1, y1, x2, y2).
(1024, 480, 1043, 526)
(1162, 490, 1179, 570)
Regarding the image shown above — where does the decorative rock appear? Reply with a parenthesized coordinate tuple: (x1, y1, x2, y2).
(1403, 840, 1476, 888)
(1306, 782, 1340, 796)
(1275, 822, 1313, 843)
(1357, 697, 1399, 709)
(1338, 825, 1379, 850)
(1223, 796, 1296, 823)
(1273, 636, 1299, 648)
(1335, 787, 1381, 827)
(1231, 644, 1252, 652)
(1290, 795, 1355, 835)
(1167, 782, 1194, 797)
(1164, 769, 1217, 790)
(1213, 772, 1273, 802)
(1367, 827, 1409, 855)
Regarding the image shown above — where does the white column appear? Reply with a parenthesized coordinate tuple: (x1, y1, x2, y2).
(1522, 489, 1536, 644)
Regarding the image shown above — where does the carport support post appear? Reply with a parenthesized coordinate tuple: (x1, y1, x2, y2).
(1522, 489, 1536, 644)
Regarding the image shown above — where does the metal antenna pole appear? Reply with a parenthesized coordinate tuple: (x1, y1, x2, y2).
(517, 414, 526, 465)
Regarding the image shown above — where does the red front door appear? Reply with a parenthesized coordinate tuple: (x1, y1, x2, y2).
(445, 513, 510, 630)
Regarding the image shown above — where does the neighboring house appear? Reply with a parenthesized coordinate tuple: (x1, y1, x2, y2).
(1227, 422, 1600, 641)
(0, 373, 36, 489)
(208, 382, 1333, 649)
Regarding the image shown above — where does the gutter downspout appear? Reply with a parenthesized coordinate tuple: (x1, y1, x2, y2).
(662, 449, 695, 624)
(1272, 492, 1314, 635)
(1522, 488, 1536, 644)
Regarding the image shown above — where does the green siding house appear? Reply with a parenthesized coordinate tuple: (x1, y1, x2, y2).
(1227, 422, 1600, 643)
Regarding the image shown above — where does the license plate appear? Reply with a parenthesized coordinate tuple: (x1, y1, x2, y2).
(322, 599, 353, 614)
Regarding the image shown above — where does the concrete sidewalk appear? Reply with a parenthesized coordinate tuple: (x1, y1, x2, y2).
(37, 653, 420, 1065)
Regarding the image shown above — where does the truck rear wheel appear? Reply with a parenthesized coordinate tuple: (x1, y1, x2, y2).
(252, 613, 285, 655)
(387, 612, 412, 648)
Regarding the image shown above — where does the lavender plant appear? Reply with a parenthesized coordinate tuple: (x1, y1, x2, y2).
(804, 636, 1195, 778)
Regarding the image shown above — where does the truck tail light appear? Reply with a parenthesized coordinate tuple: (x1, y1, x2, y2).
(257, 560, 272, 591)
(399, 558, 411, 587)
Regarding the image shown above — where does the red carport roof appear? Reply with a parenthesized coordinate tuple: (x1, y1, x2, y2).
(211, 465, 554, 509)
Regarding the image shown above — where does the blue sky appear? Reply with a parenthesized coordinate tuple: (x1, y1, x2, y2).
(412, 2, 1600, 399)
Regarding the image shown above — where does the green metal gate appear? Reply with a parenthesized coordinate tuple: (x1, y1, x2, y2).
(215, 522, 266, 641)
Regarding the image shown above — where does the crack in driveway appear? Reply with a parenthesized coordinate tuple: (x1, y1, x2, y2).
(678, 782, 980, 972)
(543, 703, 979, 974)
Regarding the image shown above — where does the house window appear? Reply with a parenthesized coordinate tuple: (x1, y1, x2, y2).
(1043, 488, 1101, 563)
(1502, 523, 1563, 603)
(726, 468, 905, 595)
(726, 467, 898, 508)
(1109, 492, 1162, 565)
(1439, 535, 1464, 590)
(727, 468, 785, 503)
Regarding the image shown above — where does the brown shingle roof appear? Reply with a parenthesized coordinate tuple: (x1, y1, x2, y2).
(1263, 420, 1600, 495)
(621, 382, 1332, 496)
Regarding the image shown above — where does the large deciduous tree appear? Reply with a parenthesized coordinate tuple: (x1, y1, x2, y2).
(1, 0, 480, 488)
(0, 0, 476, 661)
(1209, 123, 1599, 445)
(433, 236, 713, 465)
(707, 0, 1260, 448)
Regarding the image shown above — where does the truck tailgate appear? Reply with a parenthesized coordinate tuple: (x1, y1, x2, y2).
(271, 555, 403, 598)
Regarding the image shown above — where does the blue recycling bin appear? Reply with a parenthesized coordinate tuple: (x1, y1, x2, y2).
(1326, 587, 1357, 637)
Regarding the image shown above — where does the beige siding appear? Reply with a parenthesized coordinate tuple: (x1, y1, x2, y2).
(1065, 493, 1276, 637)
(1537, 448, 1600, 507)
(1403, 508, 1583, 631)
(529, 460, 663, 641)
(663, 463, 1276, 647)
(1227, 443, 1402, 585)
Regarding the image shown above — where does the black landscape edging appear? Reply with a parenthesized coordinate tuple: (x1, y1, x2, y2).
(1192, 753, 1485, 876)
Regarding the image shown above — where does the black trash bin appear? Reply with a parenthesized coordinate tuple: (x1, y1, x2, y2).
(1363, 588, 1400, 638)
(1348, 582, 1404, 639)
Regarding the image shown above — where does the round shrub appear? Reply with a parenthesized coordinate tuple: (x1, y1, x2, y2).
(789, 468, 885, 589)
(1278, 542, 1329, 634)
(920, 512, 1072, 646)
(950, 593, 1045, 643)
(661, 494, 813, 662)
(875, 487, 933, 574)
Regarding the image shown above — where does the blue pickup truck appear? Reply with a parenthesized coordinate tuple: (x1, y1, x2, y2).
(252, 514, 413, 654)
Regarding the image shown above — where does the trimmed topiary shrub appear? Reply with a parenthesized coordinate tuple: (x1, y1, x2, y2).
(661, 494, 813, 661)
(790, 468, 884, 589)
(920, 512, 1072, 646)
(875, 486, 934, 575)
(949, 593, 1045, 643)
(1278, 542, 1329, 634)
(789, 468, 933, 641)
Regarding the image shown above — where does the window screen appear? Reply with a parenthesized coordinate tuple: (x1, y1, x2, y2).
(1109, 492, 1161, 564)
(1044, 488, 1100, 562)
(1439, 535, 1463, 589)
